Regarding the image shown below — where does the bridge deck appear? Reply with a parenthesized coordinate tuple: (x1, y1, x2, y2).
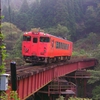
(7, 58, 97, 100)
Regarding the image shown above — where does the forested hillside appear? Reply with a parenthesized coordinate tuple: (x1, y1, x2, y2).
(2, 0, 100, 41)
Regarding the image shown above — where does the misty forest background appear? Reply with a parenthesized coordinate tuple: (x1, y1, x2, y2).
(1, 0, 100, 99)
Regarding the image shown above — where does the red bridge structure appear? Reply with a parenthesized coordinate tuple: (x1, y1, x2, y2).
(6, 57, 97, 100)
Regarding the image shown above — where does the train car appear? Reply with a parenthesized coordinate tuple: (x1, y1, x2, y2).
(22, 30, 73, 63)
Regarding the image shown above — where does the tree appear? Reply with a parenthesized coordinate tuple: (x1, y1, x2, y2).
(53, 0, 68, 26)
(84, 6, 96, 33)
(12, 35, 22, 58)
(87, 43, 100, 99)
(45, 24, 70, 40)
(92, 85, 100, 99)
(33, 0, 56, 28)
(15, 12, 29, 31)
(1, 22, 23, 57)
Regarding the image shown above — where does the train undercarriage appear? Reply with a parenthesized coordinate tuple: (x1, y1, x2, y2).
(23, 56, 71, 64)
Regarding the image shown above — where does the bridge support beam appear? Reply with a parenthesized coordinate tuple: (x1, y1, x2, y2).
(66, 70, 90, 97)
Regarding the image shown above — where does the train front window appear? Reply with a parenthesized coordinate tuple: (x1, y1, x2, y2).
(23, 36, 31, 41)
(40, 37, 50, 42)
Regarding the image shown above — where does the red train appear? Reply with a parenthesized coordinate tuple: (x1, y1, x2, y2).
(22, 30, 73, 63)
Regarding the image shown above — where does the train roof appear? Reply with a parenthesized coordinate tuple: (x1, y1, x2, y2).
(23, 31, 72, 43)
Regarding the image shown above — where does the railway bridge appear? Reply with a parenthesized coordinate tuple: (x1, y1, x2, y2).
(6, 57, 97, 100)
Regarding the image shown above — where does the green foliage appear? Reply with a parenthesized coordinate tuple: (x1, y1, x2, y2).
(2, 0, 100, 41)
(74, 32, 100, 53)
(0, 16, 20, 100)
(87, 43, 100, 99)
(56, 96, 64, 100)
(1, 22, 23, 58)
(0, 91, 8, 100)
(45, 24, 70, 40)
(91, 44, 100, 62)
(92, 85, 100, 99)
(72, 51, 79, 56)
(73, 31, 100, 100)
(10, 91, 20, 100)
(0, 90, 20, 100)
(0, 34, 6, 74)
(12, 35, 23, 58)
(0, 0, 88, 41)
(88, 70, 100, 84)
(72, 49, 89, 57)
(68, 97, 92, 100)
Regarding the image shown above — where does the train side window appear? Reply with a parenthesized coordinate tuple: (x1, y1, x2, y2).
(58, 42, 60, 48)
(66, 44, 69, 49)
(56, 42, 58, 48)
(40, 37, 50, 42)
(58, 42, 59, 49)
(33, 38, 38, 43)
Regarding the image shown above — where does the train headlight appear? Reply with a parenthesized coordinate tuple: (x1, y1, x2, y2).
(25, 32, 28, 34)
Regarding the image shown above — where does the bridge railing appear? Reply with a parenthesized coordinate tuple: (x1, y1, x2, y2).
(48, 82, 77, 96)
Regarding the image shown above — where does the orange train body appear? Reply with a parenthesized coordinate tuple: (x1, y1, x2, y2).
(22, 31, 73, 63)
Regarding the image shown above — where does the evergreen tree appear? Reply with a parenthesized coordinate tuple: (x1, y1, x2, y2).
(53, 0, 68, 26)
(15, 12, 29, 31)
(84, 6, 96, 34)
(15, 0, 30, 31)
(33, 0, 56, 28)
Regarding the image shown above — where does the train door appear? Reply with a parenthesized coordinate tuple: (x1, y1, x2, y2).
(32, 37, 38, 56)
(50, 39, 54, 57)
